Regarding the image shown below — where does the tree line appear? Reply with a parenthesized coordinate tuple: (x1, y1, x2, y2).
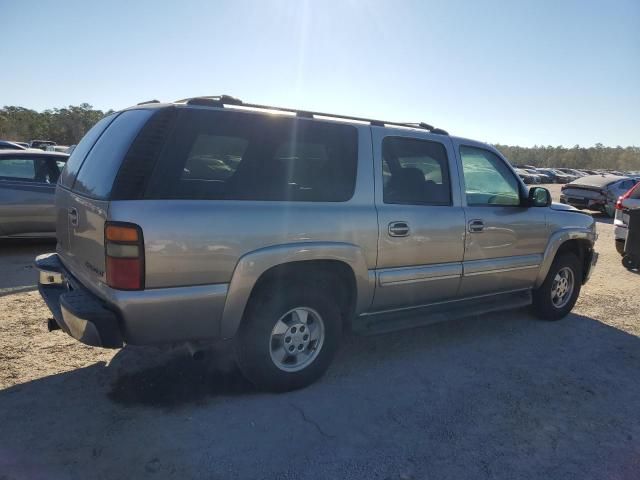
(0, 104, 113, 146)
(1, 104, 638, 170)
(495, 144, 640, 171)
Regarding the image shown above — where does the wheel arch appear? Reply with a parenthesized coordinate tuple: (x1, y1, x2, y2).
(535, 228, 596, 288)
(220, 242, 374, 339)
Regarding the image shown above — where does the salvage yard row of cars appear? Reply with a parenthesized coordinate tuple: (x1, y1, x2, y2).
(0, 139, 74, 154)
(513, 164, 638, 185)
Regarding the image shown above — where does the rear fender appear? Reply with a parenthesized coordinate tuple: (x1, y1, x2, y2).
(220, 242, 373, 339)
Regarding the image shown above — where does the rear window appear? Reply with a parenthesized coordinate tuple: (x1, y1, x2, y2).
(630, 183, 640, 200)
(59, 113, 116, 188)
(147, 109, 358, 202)
(72, 109, 154, 199)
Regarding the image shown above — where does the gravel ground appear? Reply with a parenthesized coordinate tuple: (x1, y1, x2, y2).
(1, 185, 639, 480)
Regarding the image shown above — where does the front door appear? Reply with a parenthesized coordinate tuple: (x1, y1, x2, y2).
(0, 155, 58, 235)
(455, 143, 548, 297)
(372, 128, 466, 311)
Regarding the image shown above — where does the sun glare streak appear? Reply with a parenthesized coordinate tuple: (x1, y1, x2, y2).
(294, 0, 311, 101)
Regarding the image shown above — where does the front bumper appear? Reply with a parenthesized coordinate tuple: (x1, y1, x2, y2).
(35, 253, 123, 348)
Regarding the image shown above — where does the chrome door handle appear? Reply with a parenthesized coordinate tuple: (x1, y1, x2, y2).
(388, 221, 410, 237)
(68, 207, 78, 227)
(468, 219, 484, 233)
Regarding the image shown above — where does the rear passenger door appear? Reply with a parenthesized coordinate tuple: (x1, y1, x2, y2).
(372, 128, 466, 311)
(0, 155, 58, 235)
(455, 143, 548, 296)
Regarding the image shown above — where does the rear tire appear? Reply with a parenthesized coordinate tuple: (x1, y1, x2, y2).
(532, 253, 582, 321)
(235, 281, 341, 392)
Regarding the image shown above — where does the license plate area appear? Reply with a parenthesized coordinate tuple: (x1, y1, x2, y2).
(39, 270, 65, 286)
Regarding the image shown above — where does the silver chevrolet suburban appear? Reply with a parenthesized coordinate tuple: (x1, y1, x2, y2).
(36, 95, 598, 391)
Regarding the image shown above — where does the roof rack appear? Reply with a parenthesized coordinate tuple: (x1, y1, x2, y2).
(137, 99, 160, 105)
(172, 95, 449, 135)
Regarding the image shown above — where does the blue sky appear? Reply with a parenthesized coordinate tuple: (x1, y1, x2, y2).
(1, 0, 638, 147)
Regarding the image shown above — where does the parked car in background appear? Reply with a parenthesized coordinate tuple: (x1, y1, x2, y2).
(533, 169, 554, 183)
(527, 168, 553, 183)
(35, 95, 597, 391)
(614, 183, 640, 255)
(0, 150, 68, 236)
(28, 140, 57, 150)
(0, 140, 27, 151)
(515, 168, 536, 184)
(556, 169, 578, 182)
(538, 168, 570, 183)
(550, 169, 575, 184)
(560, 175, 638, 217)
(556, 168, 585, 181)
(45, 145, 70, 153)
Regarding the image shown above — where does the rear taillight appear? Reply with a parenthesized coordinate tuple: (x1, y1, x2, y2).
(105, 222, 144, 290)
(616, 184, 640, 211)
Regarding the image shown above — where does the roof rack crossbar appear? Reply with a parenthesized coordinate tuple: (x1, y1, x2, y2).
(173, 96, 449, 135)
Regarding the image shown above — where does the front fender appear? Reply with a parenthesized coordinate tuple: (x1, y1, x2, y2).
(534, 227, 596, 288)
(220, 242, 374, 339)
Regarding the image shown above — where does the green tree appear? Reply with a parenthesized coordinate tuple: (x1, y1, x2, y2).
(0, 104, 110, 145)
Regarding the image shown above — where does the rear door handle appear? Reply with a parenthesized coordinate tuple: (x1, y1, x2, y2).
(388, 221, 410, 237)
(68, 207, 78, 227)
(468, 219, 484, 233)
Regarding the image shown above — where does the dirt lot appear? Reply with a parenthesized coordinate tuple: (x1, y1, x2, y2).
(1, 185, 639, 479)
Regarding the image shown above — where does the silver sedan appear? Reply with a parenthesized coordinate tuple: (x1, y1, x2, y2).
(0, 150, 68, 236)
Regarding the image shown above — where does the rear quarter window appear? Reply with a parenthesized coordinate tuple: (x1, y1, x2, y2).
(147, 109, 358, 202)
(72, 109, 154, 199)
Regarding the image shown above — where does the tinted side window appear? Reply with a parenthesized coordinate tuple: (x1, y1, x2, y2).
(148, 110, 358, 202)
(0, 157, 55, 183)
(59, 114, 116, 188)
(460, 146, 521, 206)
(73, 109, 154, 199)
(182, 135, 247, 182)
(382, 137, 451, 205)
(0, 158, 35, 180)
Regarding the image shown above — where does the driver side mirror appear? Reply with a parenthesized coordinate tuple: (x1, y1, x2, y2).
(528, 187, 552, 207)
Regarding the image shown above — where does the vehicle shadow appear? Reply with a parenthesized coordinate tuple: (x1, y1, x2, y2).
(106, 344, 256, 408)
(2, 309, 640, 478)
(0, 237, 55, 295)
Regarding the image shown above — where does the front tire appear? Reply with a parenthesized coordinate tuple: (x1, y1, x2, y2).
(532, 253, 582, 321)
(235, 283, 341, 392)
